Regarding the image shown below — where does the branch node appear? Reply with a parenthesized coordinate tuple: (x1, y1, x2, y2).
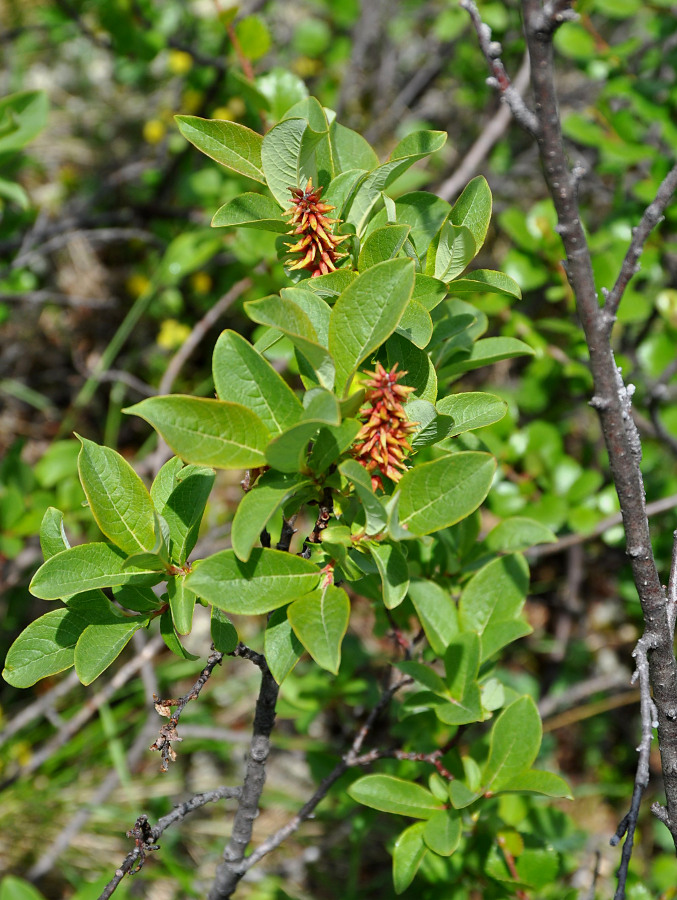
(589, 395, 610, 410)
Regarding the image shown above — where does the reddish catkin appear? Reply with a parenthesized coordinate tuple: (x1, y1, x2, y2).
(283, 177, 349, 277)
(352, 363, 417, 492)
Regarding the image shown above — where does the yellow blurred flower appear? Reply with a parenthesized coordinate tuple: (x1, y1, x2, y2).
(168, 49, 193, 75)
(126, 273, 151, 297)
(158, 319, 192, 350)
(191, 271, 213, 294)
(143, 119, 166, 144)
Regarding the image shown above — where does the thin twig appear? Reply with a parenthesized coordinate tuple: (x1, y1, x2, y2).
(151, 650, 224, 771)
(610, 636, 658, 899)
(97, 786, 242, 900)
(437, 52, 531, 202)
(604, 163, 677, 324)
(526, 491, 677, 559)
(460, 0, 540, 137)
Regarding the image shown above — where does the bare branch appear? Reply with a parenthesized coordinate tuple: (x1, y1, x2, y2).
(151, 649, 224, 771)
(604, 163, 677, 324)
(610, 636, 658, 899)
(97, 787, 242, 900)
(437, 53, 531, 202)
(460, 0, 540, 137)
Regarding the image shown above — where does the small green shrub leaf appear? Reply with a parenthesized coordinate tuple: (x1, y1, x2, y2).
(369, 540, 409, 609)
(213, 330, 303, 435)
(423, 810, 462, 856)
(393, 823, 428, 894)
(264, 606, 305, 684)
(39, 507, 69, 559)
(358, 224, 411, 271)
(436, 392, 507, 436)
(397, 452, 495, 535)
(185, 548, 320, 614)
(155, 464, 215, 564)
(348, 774, 441, 818)
(261, 117, 326, 207)
(77, 437, 156, 556)
(408, 578, 459, 654)
(30, 544, 162, 600)
(484, 517, 557, 553)
(396, 300, 434, 349)
(124, 396, 269, 469)
(231, 471, 312, 562)
(211, 608, 239, 654)
(449, 269, 522, 298)
(288, 584, 350, 673)
(74, 617, 148, 685)
(386, 333, 437, 403)
(495, 769, 572, 799)
(339, 459, 388, 534)
(212, 192, 288, 232)
(175, 116, 265, 183)
(449, 175, 492, 251)
(167, 575, 196, 635)
(330, 259, 415, 397)
(442, 338, 535, 377)
(2, 608, 90, 687)
(435, 223, 476, 281)
(484, 696, 542, 792)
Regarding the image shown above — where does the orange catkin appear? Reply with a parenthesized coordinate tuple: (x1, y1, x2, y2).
(283, 177, 349, 277)
(352, 363, 417, 492)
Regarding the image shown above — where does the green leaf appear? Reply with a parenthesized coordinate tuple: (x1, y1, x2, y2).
(114, 584, 162, 613)
(484, 837, 560, 889)
(265, 393, 339, 473)
(434, 685, 483, 726)
(369, 541, 409, 609)
(345, 132, 446, 235)
(256, 68, 309, 121)
(30, 544, 162, 600)
(484, 517, 557, 553)
(330, 123, 379, 173)
(213, 330, 303, 434)
(413, 274, 448, 311)
(449, 176, 492, 251)
(77, 436, 156, 556)
(339, 458, 388, 534)
(211, 192, 288, 232)
(160, 609, 199, 660)
(435, 392, 507, 437)
(185, 548, 320, 615)
(150, 457, 184, 510)
(231, 471, 312, 562)
(155, 464, 215, 564)
(482, 621, 533, 661)
(391, 192, 452, 260)
(423, 810, 462, 856)
(175, 116, 265, 183)
(397, 660, 449, 697)
(448, 779, 481, 809)
(348, 774, 441, 818)
(264, 606, 305, 684)
(386, 333, 437, 403)
(329, 259, 415, 397)
(39, 507, 69, 559)
(393, 823, 428, 894)
(395, 300, 433, 349)
(74, 617, 147, 685)
(397, 452, 496, 536)
(308, 420, 362, 473)
(167, 575, 196, 635)
(261, 118, 326, 207)
(459, 554, 530, 640)
(495, 769, 572, 799)
(234, 14, 271, 61)
(281, 288, 332, 346)
(406, 399, 454, 449)
(358, 225, 411, 271)
(288, 584, 350, 673)
(435, 223, 476, 281)
(0, 875, 48, 900)
(245, 295, 335, 390)
(448, 269, 522, 298)
(0, 178, 30, 209)
(2, 607, 90, 687)
(444, 632, 480, 701)
(483, 696, 542, 792)
(0, 90, 49, 154)
(408, 578, 459, 655)
(211, 608, 238, 654)
(442, 337, 535, 377)
(124, 396, 269, 469)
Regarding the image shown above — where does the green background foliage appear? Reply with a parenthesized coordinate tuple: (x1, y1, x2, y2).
(1, 1, 677, 898)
